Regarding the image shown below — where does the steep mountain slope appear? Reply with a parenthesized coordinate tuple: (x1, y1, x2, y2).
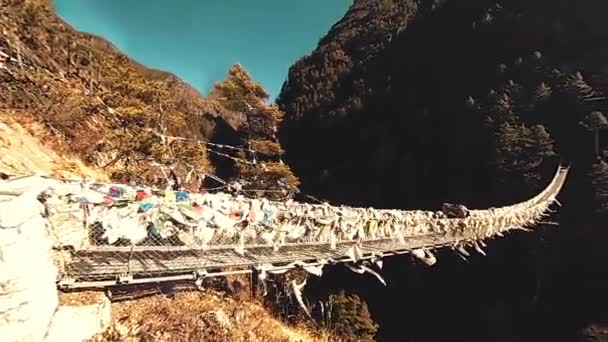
(279, 0, 417, 123)
(0, 0, 241, 183)
(278, 0, 608, 341)
(278, 0, 608, 208)
(0, 117, 105, 180)
(0, 2, 310, 340)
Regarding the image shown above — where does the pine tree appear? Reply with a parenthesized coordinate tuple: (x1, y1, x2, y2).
(564, 72, 595, 101)
(534, 82, 552, 102)
(495, 92, 512, 113)
(326, 291, 378, 342)
(493, 120, 556, 191)
(212, 64, 299, 199)
(590, 158, 608, 215)
(472, 59, 563, 195)
(580, 111, 608, 158)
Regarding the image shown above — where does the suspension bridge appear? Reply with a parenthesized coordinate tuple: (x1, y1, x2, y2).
(0, 165, 569, 290)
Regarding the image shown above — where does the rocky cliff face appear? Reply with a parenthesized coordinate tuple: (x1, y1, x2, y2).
(278, 0, 608, 341)
(0, 0, 241, 183)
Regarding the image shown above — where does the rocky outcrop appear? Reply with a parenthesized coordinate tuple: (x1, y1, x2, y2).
(0, 188, 58, 341)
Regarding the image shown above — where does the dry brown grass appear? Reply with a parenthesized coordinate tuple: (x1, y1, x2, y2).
(0, 114, 108, 180)
(87, 290, 334, 342)
(58, 290, 106, 306)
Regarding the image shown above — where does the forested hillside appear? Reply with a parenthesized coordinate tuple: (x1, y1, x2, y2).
(0, 0, 242, 185)
(278, 0, 608, 340)
(0, 0, 298, 195)
(1, 1, 307, 340)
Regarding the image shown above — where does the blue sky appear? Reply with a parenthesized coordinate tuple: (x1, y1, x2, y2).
(53, 0, 349, 100)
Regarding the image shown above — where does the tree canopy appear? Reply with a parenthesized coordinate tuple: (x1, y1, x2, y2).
(212, 64, 299, 199)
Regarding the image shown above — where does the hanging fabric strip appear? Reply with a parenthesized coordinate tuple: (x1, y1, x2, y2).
(254, 265, 269, 296)
(330, 229, 337, 250)
(473, 240, 487, 256)
(291, 278, 312, 319)
(345, 264, 387, 286)
(370, 253, 384, 269)
(345, 243, 363, 263)
(456, 245, 470, 258)
(234, 234, 246, 256)
(301, 263, 324, 277)
(412, 249, 437, 266)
